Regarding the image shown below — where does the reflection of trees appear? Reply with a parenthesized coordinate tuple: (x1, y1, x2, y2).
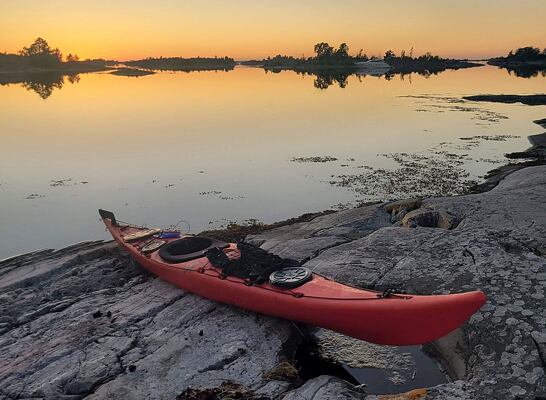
(20, 73, 65, 99)
(384, 69, 437, 81)
(0, 72, 80, 99)
(291, 67, 452, 89)
(21, 79, 63, 99)
(504, 65, 546, 78)
(67, 74, 80, 84)
(312, 70, 349, 89)
(291, 70, 350, 89)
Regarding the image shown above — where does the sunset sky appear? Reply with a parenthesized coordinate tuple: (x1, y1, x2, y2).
(1, 0, 545, 61)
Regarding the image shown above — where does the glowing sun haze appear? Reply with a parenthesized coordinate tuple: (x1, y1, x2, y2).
(1, 0, 545, 61)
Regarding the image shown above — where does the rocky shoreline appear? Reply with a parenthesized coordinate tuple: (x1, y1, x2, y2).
(1, 120, 545, 399)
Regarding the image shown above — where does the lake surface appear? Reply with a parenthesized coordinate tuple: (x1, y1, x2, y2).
(1, 65, 545, 258)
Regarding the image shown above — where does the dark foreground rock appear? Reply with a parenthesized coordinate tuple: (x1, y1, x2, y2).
(1, 166, 545, 399)
(535, 118, 546, 129)
(463, 94, 546, 106)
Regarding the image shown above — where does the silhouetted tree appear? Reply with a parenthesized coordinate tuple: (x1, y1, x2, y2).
(314, 42, 334, 59)
(19, 38, 62, 67)
(335, 43, 349, 59)
(384, 50, 396, 61)
(511, 47, 542, 60)
(66, 53, 79, 62)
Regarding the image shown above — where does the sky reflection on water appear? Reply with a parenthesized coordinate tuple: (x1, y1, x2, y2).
(1, 65, 545, 258)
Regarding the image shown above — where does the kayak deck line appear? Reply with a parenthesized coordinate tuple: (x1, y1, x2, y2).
(99, 209, 487, 345)
(135, 245, 413, 301)
(174, 264, 413, 301)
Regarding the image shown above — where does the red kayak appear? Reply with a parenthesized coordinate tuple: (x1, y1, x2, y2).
(99, 209, 485, 345)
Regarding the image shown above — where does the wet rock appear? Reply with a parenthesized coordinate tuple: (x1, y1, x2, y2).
(249, 165, 546, 399)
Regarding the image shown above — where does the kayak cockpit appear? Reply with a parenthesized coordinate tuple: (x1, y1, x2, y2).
(159, 237, 228, 263)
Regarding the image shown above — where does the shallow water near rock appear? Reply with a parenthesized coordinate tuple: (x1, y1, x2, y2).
(343, 346, 446, 394)
(1, 65, 545, 258)
(297, 328, 446, 395)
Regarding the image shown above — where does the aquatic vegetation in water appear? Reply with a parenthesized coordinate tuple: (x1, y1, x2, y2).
(291, 156, 338, 163)
(199, 190, 245, 200)
(459, 134, 520, 141)
(325, 131, 520, 201)
(24, 193, 46, 200)
(403, 95, 509, 126)
(328, 151, 480, 200)
(49, 178, 90, 187)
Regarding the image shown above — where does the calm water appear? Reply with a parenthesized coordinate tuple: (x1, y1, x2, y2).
(1, 65, 545, 258)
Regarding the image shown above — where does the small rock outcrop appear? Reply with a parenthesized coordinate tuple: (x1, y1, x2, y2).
(463, 94, 546, 106)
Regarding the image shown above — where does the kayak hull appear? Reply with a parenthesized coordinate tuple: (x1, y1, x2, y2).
(101, 214, 486, 345)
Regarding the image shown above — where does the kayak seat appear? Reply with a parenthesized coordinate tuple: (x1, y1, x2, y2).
(159, 236, 228, 263)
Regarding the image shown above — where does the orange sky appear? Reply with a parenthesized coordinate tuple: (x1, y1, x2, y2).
(1, 0, 545, 61)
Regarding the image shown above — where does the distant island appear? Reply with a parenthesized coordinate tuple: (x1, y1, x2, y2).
(241, 43, 481, 75)
(382, 49, 480, 73)
(488, 46, 546, 78)
(125, 56, 236, 72)
(240, 43, 481, 89)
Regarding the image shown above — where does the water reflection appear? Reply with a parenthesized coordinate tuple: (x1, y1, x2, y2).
(313, 71, 349, 89)
(500, 65, 546, 78)
(3, 62, 546, 100)
(1, 65, 543, 258)
(0, 72, 81, 99)
(298, 68, 467, 89)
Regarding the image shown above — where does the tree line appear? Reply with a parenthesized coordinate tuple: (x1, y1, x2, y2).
(125, 56, 236, 71)
(244, 42, 462, 71)
(500, 46, 546, 62)
(0, 38, 108, 71)
(243, 42, 370, 69)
